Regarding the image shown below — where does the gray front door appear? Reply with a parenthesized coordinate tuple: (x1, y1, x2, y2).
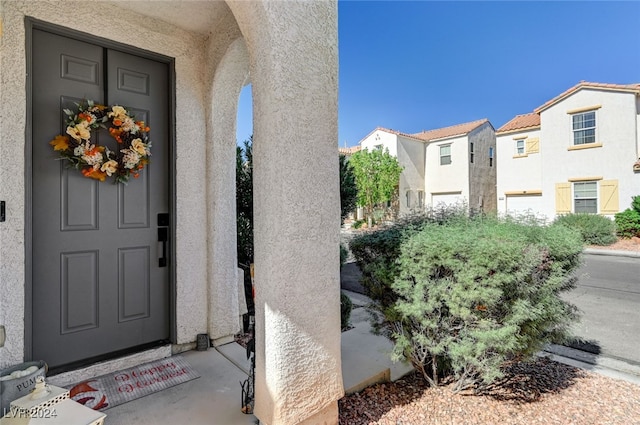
(31, 29, 170, 369)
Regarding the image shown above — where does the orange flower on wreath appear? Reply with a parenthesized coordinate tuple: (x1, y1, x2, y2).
(109, 127, 124, 143)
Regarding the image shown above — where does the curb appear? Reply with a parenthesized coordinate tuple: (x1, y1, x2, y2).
(542, 344, 640, 386)
(584, 248, 640, 258)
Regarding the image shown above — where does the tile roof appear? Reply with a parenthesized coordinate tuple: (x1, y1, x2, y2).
(411, 118, 489, 142)
(338, 146, 361, 155)
(534, 81, 640, 113)
(496, 112, 540, 134)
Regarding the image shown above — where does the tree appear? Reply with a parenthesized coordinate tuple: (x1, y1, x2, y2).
(349, 148, 403, 227)
(339, 154, 358, 223)
(237, 136, 254, 316)
(236, 136, 253, 268)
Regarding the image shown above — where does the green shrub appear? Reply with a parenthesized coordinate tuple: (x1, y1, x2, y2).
(340, 292, 353, 330)
(340, 244, 348, 269)
(390, 218, 583, 392)
(615, 196, 640, 238)
(349, 204, 468, 334)
(352, 219, 365, 229)
(553, 213, 617, 245)
(615, 208, 640, 238)
(632, 195, 640, 213)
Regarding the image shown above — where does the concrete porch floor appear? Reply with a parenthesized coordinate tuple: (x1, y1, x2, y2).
(100, 290, 411, 425)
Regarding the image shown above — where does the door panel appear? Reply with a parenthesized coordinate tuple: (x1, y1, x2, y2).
(32, 29, 170, 369)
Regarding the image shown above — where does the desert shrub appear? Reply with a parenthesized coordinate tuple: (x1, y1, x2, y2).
(615, 196, 640, 238)
(340, 244, 348, 269)
(389, 217, 583, 392)
(340, 292, 353, 330)
(553, 213, 617, 245)
(632, 195, 640, 213)
(349, 204, 468, 333)
(352, 219, 365, 229)
(615, 208, 640, 238)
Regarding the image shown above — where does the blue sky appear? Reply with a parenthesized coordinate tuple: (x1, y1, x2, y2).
(236, 1, 640, 147)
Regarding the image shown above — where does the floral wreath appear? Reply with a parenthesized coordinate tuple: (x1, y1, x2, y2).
(50, 100, 151, 184)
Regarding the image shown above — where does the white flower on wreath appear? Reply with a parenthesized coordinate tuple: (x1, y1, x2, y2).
(108, 106, 128, 121)
(122, 149, 141, 169)
(120, 117, 138, 133)
(67, 122, 90, 141)
(81, 144, 103, 166)
(74, 145, 85, 156)
(130, 138, 148, 156)
(100, 160, 118, 176)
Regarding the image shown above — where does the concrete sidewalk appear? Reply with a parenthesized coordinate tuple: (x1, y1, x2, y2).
(98, 290, 410, 425)
(584, 247, 640, 258)
(41, 286, 640, 425)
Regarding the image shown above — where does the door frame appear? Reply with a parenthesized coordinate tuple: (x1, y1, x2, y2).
(24, 17, 177, 361)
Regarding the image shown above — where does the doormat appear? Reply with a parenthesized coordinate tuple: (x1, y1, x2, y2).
(66, 356, 199, 411)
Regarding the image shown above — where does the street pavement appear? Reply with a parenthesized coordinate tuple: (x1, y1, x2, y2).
(562, 252, 640, 365)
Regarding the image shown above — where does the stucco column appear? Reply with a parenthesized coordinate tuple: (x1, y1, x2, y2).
(206, 37, 250, 343)
(227, 1, 343, 424)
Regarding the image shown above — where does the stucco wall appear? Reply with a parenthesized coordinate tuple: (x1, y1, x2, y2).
(424, 135, 470, 205)
(205, 33, 248, 343)
(539, 88, 640, 219)
(360, 130, 399, 157)
(496, 128, 542, 215)
(468, 122, 497, 212)
(397, 136, 426, 214)
(229, 1, 343, 424)
(0, 0, 236, 366)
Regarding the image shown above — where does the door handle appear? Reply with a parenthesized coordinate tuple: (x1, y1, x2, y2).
(158, 227, 168, 267)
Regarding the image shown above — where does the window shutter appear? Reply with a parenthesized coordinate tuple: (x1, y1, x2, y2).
(526, 137, 540, 153)
(555, 183, 571, 214)
(600, 179, 619, 214)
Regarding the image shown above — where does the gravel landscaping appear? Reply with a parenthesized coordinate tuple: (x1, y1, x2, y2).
(588, 237, 640, 252)
(338, 356, 640, 425)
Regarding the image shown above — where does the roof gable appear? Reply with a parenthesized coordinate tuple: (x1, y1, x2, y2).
(411, 118, 489, 142)
(358, 127, 428, 144)
(534, 81, 640, 113)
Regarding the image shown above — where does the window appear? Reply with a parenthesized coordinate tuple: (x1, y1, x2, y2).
(470, 142, 474, 163)
(405, 190, 412, 208)
(489, 147, 494, 167)
(440, 145, 451, 165)
(572, 111, 596, 145)
(417, 190, 424, 208)
(574, 181, 597, 213)
(516, 140, 525, 155)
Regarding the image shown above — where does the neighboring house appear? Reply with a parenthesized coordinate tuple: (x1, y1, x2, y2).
(413, 119, 497, 213)
(497, 81, 640, 220)
(495, 113, 543, 216)
(0, 2, 341, 424)
(359, 128, 426, 216)
(358, 119, 497, 216)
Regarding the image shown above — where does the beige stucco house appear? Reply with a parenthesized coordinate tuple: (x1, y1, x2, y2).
(0, 1, 342, 424)
(496, 81, 640, 220)
(359, 128, 426, 216)
(413, 119, 497, 212)
(358, 119, 497, 216)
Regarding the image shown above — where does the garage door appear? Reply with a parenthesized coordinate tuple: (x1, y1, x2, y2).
(431, 192, 464, 208)
(505, 195, 543, 217)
